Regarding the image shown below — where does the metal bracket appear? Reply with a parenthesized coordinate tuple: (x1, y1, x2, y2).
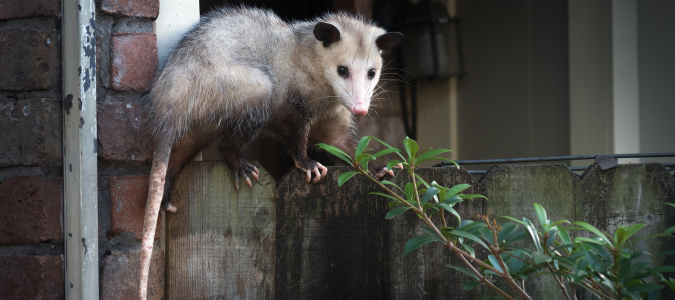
(595, 155, 619, 170)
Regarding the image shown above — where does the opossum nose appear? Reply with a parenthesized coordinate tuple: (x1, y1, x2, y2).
(352, 104, 368, 117)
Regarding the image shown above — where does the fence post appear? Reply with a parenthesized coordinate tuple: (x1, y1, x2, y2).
(166, 162, 276, 299)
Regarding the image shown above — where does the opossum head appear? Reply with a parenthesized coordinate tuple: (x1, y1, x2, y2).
(313, 17, 403, 117)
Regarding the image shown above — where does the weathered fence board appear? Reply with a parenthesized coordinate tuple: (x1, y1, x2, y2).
(167, 162, 674, 299)
(481, 164, 583, 300)
(276, 163, 674, 299)
(166, 162, 275, 300)
(383, 167, 485, 300)
(275, 167, 387, 299)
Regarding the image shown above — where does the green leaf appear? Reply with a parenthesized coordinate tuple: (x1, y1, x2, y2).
(574, 236, 606, 245)
(459, 221, 487, 234)
(355, 153, 375, 166)
(619, 223, 646, 249)
(369, 192, 402, 202)
(337, 171, 358, 187)
(404, 235, 439, 256)
(403, 137, 419, 162)
(462, 281, 482, 290)
(622, 260, 651, 283)
(497, 223, 519, 245)
(507, 251, 525, 274)
(478, 228, 495, 245)
(436, 203, 461, 223)
(370, 136, 407, 161)
(451, 229, 490, 250)
(355, 136, 371, 157)
(666, 202, 675, 208)
(416, 156, 453, 165)
(446, 265, 481, 281)
(419, 226, 445, 243)
(415, 148, 451, 164)
(533, 252, 552, 264)
(420, 187, 440, 204)
(557, 227, 572, 248)
(533, 203, 547, 227)
(422, 203, 438, 214)
(316, 143, 353, 166)
(447, 184, 471, 197)
(657, 250, 675, 256)
(404, 183, 414, 201)
(501, 216, 528, 226)
(381, 180, 403, 193)
(457, 194, 488, 201)
(385, 207, 412, 219)
(586, 242, 611, 263)
(572, 222, 613, 247)
(488, 255, 507, 274)
(663, 278, 675, 291)
(523, 218, 543, 253)
(650, 266, 675, 275)
(442, 196, 462, 206)
(386, 160, 406, 171)
(502, 230, 528, 248)
(461, 243, 475, 257)
(372, 147, 401, 159)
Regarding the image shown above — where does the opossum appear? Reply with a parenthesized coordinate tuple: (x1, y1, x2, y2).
(138, 6, 403, 299)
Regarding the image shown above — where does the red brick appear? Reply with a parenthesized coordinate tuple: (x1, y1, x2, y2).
(0, 29, 61, 90)
(0, 98, 63, 168)
(110, 32, 158, 92)
(101, 0, 159, 18)
(0, 256, 64, 300)
(98, 102, 154, 162)
(109, 175, 161, 240)
(101, 250, 164, 300)
(0, 0, 61, 20)
(0, 177, 62, 245)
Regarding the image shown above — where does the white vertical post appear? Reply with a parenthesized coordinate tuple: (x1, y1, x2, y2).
(62, 0, 99, 299)
(611, 0, 640, 162)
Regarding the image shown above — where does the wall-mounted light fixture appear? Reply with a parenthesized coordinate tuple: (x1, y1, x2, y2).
(397, 0, 465, 81)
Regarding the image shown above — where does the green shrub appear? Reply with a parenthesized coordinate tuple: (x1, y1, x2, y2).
(318, 136, 675, 300)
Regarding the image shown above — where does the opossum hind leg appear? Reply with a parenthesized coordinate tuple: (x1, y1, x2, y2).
(218, 130, 261, 191)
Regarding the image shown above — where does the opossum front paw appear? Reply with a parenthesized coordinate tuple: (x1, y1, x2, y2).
(370, 163, 403, 178)
(229, 157, 260, 192)
(295, 159, 328, 183)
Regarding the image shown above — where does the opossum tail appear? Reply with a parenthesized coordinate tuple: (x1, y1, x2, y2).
(138, 134, 173, 300)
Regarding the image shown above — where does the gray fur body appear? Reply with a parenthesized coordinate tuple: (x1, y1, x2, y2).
(139, 6, 402, 298)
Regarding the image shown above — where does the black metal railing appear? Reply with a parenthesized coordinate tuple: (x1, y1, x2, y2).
(433, 153, 675, 175)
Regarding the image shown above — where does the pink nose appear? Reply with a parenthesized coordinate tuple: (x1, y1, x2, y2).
(352, 104, 368, 117)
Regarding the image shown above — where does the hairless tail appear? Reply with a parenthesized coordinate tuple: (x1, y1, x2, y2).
(138, 134, 173, 300)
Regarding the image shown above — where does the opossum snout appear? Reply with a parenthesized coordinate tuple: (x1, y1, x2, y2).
(352, 103, 368, 117)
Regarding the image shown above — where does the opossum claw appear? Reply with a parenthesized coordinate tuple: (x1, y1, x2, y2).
(233, 171, 240, 192)
(240, 171, 253, 188)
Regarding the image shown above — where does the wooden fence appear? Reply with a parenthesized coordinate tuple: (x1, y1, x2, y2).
(166, 162, 675, 299)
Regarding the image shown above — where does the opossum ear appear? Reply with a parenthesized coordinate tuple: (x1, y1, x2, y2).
(376, 32, 404, 51)
(313, 22, 341, 48)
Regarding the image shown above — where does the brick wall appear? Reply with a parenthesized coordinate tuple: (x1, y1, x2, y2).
(0, 0, 163, 298)
(0, 0, 65, 298)
(96, 0, 163, 299)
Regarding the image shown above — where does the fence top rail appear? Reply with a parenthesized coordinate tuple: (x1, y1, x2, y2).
(434, 152, 675, 166)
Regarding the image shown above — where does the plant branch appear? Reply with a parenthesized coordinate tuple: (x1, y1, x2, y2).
(547, 263, 571, 300)
(579, 280, 614, 300)
(454, 250, 516, 300)
(486, 222, 532, 300)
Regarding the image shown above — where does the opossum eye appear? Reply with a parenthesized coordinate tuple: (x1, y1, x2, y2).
(368, 69, 376, 80)
(337, 66, 349, 78)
